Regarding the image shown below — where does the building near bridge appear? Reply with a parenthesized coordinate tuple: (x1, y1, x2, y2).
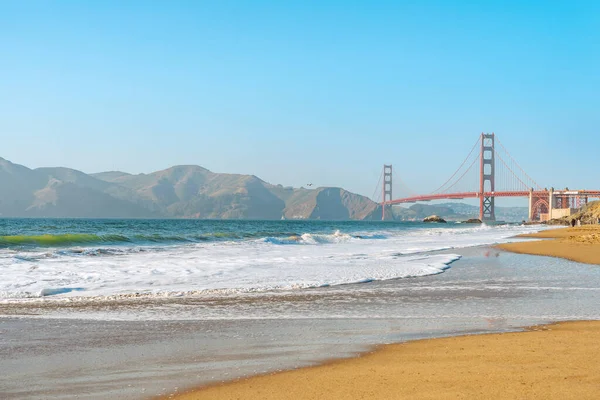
(534, 188, 587, 222)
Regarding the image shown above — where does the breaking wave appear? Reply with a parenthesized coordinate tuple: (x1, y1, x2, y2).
(263, 230, 363, 245)
(0, 220, 547, 302)
(0, 230, 386, 248)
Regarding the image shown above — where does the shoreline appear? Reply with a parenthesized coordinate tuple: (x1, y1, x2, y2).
(165, 226, 600, 400)
(496, 225, 600, 264)
(4, 225, 600, 398)
(165, 320, 600, 400)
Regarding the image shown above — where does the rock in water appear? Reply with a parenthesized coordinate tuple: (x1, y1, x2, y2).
(463, 218, 482, 224)
(423, 215, 447, 223)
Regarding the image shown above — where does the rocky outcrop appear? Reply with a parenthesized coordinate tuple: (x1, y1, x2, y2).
(545, 201, 600, 226)
(423, 215, 447, 223)
(463, 218, 482, 224)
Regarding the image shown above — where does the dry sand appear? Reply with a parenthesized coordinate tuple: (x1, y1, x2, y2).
(168, 321, 600, 400)
(166, 227, 600, 400)
(497, 225, 600, 264)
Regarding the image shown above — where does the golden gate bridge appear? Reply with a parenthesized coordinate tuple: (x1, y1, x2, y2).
(375, 133, 600, 222)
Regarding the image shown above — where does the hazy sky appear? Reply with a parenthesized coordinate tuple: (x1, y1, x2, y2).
(1, 1, 598, 202)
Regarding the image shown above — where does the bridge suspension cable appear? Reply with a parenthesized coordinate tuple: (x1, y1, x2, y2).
(494, 150, 534, 191)
(438, 153, 480, 194)
(495, 136, 542, 190)
(377, 132, 600, 223)
(371, 170, 383, 203)
(430, 137, 480, 194)
(394, 174, 418, 198)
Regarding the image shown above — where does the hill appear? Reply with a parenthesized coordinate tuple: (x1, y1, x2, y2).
(272, 186, 380, 220)
(0, 157, 380, 220)
(392, 202, 528, 222)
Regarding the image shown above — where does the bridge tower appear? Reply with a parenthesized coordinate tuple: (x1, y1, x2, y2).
(382, 164, 393, 220)
(479, 133, 495, 221)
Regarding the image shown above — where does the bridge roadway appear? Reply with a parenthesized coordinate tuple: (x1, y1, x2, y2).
(385, 190, 600, 205)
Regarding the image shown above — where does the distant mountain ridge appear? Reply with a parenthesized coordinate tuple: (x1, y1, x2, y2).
(392, 202, 528, 222)
(0, 157, 381, 220)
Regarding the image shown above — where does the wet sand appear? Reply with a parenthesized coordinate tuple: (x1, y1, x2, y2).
(169, 320, 600, 400)
(497, 226, 600, 264)
(5, 242, 600, 399)
(167, 229, 600, 400)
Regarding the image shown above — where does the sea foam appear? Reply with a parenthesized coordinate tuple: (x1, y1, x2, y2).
(0, 223, 544, 301)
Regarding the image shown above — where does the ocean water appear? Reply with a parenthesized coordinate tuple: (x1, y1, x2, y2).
(4, 219, 600, 399)
(0, 219, 542, 304)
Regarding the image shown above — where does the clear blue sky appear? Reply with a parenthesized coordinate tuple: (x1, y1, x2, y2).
(1, 0, 598, 202)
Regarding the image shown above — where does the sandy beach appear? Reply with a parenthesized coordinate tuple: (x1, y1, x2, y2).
(167, 226, 600, 400)
(169, 320, 600, 400)
(498, 225, 600, 264)
(4, 225, 600, 399)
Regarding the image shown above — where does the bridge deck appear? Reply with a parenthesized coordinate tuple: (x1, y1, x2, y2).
(386, 190, 600, 205)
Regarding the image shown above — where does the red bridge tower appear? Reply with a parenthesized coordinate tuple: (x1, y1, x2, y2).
(382, 164, 393, 220)
(479, 133, 495, 221)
